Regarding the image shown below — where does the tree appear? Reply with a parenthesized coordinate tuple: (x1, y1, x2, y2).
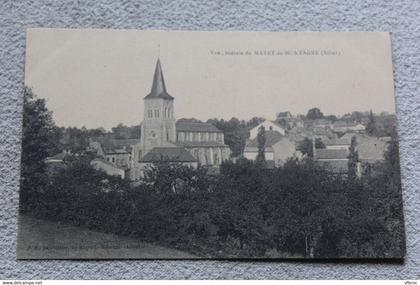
(245, 117, 265, 129)
(306, 108, 324, 120)
(178, 118, 202, 123)
(351, 111, 366, 123)
(60, 127, 89, 153)
(366, 110, 376, 135)
(315, 138, 326, 149)
(383, 127, 402, 188)
(324, 115, 337, 123)
(256, 126, 266, 164)
(20, 87, 61, 211)
(347, 136, 359, 180)
(276, 118, 289, 129)
(298, 138, 313, 157)
(207, 118, 248, 157)
(298, 137, 325, 158)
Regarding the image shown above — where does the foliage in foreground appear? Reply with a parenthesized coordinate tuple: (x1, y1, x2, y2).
(20, 155, 405, 258)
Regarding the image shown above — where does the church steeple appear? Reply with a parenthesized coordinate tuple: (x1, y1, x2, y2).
(140, 58, 176, 158)
(145, 58, 174, 100)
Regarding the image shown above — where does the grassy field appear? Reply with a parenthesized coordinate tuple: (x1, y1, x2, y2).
(17, 214, 197, 259)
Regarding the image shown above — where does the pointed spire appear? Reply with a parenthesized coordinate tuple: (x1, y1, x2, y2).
(151, 58, 166, 95)
(145, 58, 174, 100)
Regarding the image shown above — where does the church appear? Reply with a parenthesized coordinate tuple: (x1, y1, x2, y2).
(90, 59, 231, 181)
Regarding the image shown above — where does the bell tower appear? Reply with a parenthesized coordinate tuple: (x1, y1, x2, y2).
(140, 59, 176, 157)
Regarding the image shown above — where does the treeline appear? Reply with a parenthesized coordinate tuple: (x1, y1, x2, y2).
(58, 124, 141, 154)
(20, 153, 405, 258)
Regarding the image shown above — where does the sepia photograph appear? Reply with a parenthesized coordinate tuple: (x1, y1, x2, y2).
(17, 29, 405, 259)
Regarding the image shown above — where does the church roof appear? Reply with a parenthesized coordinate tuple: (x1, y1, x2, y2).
(144, 59, 174, 100)
(139, 147, 197, 163)
(176, 121, 223, 133)
(175, 141, 228, 148)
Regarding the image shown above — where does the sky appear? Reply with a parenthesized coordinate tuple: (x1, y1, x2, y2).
(25, 29, 396, 130)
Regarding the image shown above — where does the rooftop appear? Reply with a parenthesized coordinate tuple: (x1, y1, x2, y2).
(246, 130, 285, 148)
(333, 121, 364, 127)
(324, 137, 351, 146)
(339, 133, 390, 161)
(315, 148, 349, 160)
(176, 121, 222, 133)
(93, 137, 137, 154)
(140, 147, 197, 163)
(91, 158, 129, 171)
(175, 141, 227, 148)
(268, 120, 286, 128)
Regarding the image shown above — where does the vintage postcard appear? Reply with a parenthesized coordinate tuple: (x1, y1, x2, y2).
(17, 29, 405, 259)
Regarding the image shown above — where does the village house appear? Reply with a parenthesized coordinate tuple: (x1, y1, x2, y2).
(249, 120, 285, 139)
(332, 121, 366, 133)
(314, 133, 390, 175)
(304, 118, 333, 131)
(243, 130, 296, 167)
(44, 151, 68, 177)
(314, 148, 360, 175)
(313, 118, 333, 129)
(88, 137, 137, 169)
(91, 158, 129, 179)
(340, 133, 391, 163)
(323, 137, 351, 150)
(285, 127, 308, 143)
